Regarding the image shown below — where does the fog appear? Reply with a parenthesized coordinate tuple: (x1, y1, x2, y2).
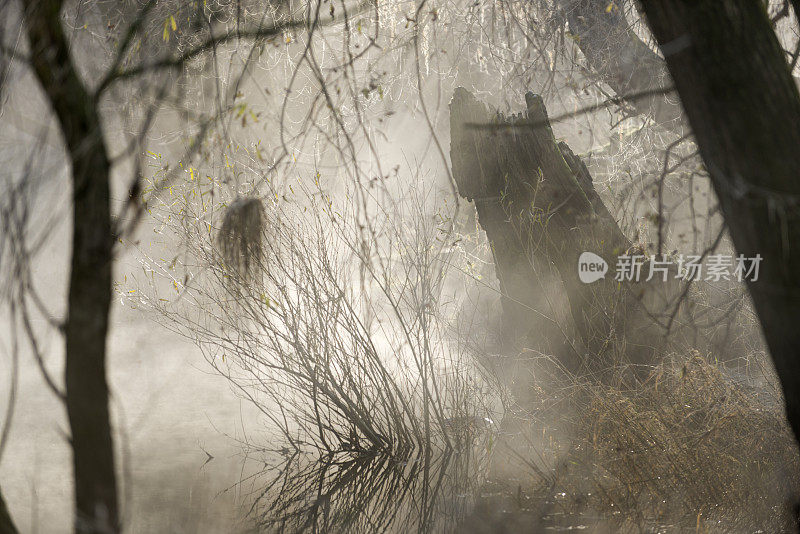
(2, 1, 800, 533)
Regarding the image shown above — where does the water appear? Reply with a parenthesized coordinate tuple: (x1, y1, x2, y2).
(0, 302, 261, 533)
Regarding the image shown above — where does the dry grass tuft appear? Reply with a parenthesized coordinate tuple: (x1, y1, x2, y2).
(533, 352, 800, 531)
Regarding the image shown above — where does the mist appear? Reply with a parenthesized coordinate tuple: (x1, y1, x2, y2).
(2, 1, 800, 532)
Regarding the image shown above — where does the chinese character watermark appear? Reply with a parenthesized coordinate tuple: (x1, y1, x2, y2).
(579, 252, 762, 284)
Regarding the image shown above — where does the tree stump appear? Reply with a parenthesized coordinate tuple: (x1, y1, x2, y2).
(449, 88, 697, 377)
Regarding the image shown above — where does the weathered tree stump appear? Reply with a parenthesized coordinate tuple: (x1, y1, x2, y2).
(449, 88, 694, 376)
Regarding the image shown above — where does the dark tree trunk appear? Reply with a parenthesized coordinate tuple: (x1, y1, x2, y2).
(24, 2, 119, 533)
(0, 488, 18, 534)
(640, 0, 800, 444)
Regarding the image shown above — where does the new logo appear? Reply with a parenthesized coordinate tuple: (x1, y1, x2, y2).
(578, 252, 608, 284)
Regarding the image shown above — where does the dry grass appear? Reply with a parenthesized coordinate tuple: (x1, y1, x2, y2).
(498, 351, 800, 532)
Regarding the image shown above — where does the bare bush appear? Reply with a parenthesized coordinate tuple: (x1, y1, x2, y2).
(128, 174, 495, 456)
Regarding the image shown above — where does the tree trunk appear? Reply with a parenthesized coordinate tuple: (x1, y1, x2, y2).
(0, 488, 18, 534)
(640, 0, 800, 444)
(24, 2, 119, 532)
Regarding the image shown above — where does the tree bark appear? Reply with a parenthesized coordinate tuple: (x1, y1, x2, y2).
(640, 0, 800, 444)
(24, 2, 119, 532)
(0, 488, 18, 534)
